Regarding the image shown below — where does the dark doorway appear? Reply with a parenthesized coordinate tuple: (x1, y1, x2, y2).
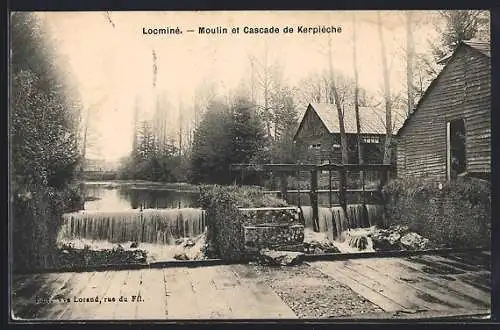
(447, 119, 466, 179)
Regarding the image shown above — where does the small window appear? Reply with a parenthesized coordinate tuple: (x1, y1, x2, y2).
(332, 143, 341, 149)
(310, 143, 321, 149)
(362, 135, 380, 144)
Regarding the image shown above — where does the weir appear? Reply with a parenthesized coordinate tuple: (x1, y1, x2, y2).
(59, 208, 206, 244)
(301, 204, 385, 239)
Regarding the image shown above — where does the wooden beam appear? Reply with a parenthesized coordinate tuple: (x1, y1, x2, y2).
(310, 169, 319, 232)
(261, 189, 380, 194)
(230, 163, 393, 173)
(279, 172, 288, 201)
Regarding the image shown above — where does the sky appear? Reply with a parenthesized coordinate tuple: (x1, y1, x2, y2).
(37, 10, 445, 162)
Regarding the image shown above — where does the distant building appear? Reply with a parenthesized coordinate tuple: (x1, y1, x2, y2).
(293, 103, 406, 166)
(396, 40, 491, 181)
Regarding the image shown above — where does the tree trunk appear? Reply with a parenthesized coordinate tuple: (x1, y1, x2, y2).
(328, 37, 348, 165)
(352, 14, 365, 200)
(327, 35, 349, 220)
(378, 12, 393, 165)
(406, 11, 415, 116)
(353, 14, 363, 166)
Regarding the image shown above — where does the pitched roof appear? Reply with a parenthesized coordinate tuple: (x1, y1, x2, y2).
(437, 39, 490, 64)
(398, 40, 490, 136)
(463, 39, 490, 57)
(298, 103, 406, 137)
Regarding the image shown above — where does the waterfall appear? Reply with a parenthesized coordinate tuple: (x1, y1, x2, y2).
(59, 208, 206, 245)
(365, 204, 385, 227)
(302, 204, 385, 240)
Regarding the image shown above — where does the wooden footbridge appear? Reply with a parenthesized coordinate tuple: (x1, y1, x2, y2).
(11, 250, 490, 320)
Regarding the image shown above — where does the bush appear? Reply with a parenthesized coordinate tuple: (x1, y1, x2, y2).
(12, 184, 83, 272)
(199, 185, 287, 260)
(11, 13, 83, 273)
(383, 176, 490, 248)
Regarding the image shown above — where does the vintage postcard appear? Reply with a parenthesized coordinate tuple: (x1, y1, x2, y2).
(9, 10, 491, 321)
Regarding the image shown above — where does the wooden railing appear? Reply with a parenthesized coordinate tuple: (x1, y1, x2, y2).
(230, 163, 394, 232)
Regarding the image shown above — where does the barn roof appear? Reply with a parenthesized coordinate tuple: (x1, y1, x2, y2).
(398, 40, 490, 136)
(437, 39, 490, 64)
(294, 103, 407, 140)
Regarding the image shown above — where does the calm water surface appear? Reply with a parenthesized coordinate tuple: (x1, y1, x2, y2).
(83, 181, 200, 211)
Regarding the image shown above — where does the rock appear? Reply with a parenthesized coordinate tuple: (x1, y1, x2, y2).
(174, 253, 190, 260)
(258, 249, 304, 266)
(323, 246, 341, 253)
(133, 251, 146, 262)
(390, 225, 410, 236)
(175, 238, 185, 245)
(313, 247, 324, 254)
(372, 231, 400, 251)
(130, 241, 139, 248)
(114, 244, 125, 252)
(184, 239, 195, 248)
(348, 235, 368, 250)
(400, 232, 430, 250)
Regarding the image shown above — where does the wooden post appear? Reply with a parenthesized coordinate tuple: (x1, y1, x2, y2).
(328, 160, 333, 208)
(279, 172, 288, 201)
(310, 169, 319, 232)
(379, 166, 388, 188)
(297, 162, 301, 207)
(338, 165, 348, 217)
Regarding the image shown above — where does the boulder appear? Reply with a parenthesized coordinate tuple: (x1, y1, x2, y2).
(114, 244, 125, 252)
(184, 239, 196, 248)
(372, 230, 401, 251)
(130, 241, 139, 248)
(391, 225, 411, 236)
(258, 249, 304, 266)
(174, 253, 190, 260)
(304, 240, 340, 254)
(133, 250, 146, 262)
(400, 232, 430, 250)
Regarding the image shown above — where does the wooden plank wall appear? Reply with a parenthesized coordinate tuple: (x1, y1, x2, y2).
(398, 45, 490, 179)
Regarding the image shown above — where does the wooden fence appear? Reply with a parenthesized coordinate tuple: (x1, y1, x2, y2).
(230, 163, 394, 231)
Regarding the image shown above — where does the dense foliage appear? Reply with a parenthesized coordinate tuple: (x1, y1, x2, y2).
(11, 13, 83, 271)
(118, 144, 186, 182)
(383, 176, 490, 248)
(432, 10, 489, 60)
(199, 185, 287, 260)
(189, 98, 271, 185)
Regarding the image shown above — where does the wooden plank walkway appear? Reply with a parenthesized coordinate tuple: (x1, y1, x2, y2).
(11, 251, 490, 320)
(11, 265, 296, 320)
(309, 251, 491, 315)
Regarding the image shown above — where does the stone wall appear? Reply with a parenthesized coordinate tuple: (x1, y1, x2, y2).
(240, 207, 305, 253)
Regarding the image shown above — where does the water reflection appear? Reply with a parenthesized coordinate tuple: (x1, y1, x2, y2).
(83, 182, 199, 211)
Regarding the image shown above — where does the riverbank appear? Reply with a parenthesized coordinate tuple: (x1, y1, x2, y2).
(80, 180, 201, 192)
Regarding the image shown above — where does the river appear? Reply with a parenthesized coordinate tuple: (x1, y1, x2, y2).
(82, 181, 200, 211)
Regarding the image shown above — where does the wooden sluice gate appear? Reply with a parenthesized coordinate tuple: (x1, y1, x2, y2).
(230, 163, 393, 233)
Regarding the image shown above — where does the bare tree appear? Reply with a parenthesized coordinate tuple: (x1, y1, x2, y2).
(327, 37, 348, 166)
(297, 72, 326, 104)
(178, 101, 183, 156)
(80, 95, 108, 175)
(352, 14, 363, 170)
(406, 11, 415, 116)
(377, 12, 393, 165)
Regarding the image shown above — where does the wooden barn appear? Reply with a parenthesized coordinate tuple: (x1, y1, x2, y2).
(293, 103, 406, 166)
(396, 40, 491, 181)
